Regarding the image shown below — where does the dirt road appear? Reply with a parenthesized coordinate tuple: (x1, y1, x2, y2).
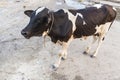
(0, 0, 120, 80)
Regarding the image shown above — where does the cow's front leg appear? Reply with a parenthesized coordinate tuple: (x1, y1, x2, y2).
(52, 36, 73, 69)
(61, 42, 68, 60)
(52, 42, 68, 69)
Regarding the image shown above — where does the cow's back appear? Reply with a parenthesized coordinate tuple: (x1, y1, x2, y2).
(71, 4, 116, 38)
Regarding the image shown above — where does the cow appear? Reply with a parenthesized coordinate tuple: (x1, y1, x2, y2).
(21, 4, 117, 69)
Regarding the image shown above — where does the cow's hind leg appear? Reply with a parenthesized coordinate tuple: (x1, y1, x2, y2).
(91, 22, 111, 57)
(83, 36, 98, 54)
(91, 35, 105, 58)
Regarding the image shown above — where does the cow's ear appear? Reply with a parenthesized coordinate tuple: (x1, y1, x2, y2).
(24, 10, 34, 17)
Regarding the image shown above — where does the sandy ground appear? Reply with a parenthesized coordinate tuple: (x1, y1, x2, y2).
(0, 0, 120, 80)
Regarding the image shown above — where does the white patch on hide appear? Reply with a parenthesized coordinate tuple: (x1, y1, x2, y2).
(95, 22, 112, 35)
(63, 9, 77, 32)
(35, 7, 45, 15)
(63, 10, 86, 32)
(93, 4, 102, 9)
(76, 13, 83, 19)
(113, 7, 116, 11)
(76, 13, 86, 25)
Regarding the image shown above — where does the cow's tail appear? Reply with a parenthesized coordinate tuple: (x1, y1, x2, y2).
(108, 19, 115, 30)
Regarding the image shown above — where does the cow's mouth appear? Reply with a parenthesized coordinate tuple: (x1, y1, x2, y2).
(21, 30, 43, 39)
(23, 33, 42, 39)
(23, 35, 31, 39)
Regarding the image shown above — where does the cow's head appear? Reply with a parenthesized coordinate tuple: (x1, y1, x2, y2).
(21, 7, 52, 39)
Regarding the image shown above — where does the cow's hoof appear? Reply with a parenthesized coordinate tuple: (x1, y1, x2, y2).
(61, 57, 65, 60)
(83, 51, 88, 55)
(90, 55, 96, 58)
(52, 64, 58, 70)
(61, 57, 66, 60)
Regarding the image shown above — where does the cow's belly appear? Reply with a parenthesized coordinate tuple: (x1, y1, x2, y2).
(73, 25, 96, 38)
(73, 22, 112, 38)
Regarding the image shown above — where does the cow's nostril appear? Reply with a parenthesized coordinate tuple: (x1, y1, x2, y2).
(21, 31, 28, 36)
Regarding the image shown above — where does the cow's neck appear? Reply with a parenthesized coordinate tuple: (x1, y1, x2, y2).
(48, 10, 73, 43)
(42, 11, 55, 39)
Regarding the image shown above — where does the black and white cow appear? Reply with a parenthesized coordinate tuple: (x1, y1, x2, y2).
(21, 4, 116, 69)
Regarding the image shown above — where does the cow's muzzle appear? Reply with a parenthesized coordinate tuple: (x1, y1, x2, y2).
(21, 30, 31, 39)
